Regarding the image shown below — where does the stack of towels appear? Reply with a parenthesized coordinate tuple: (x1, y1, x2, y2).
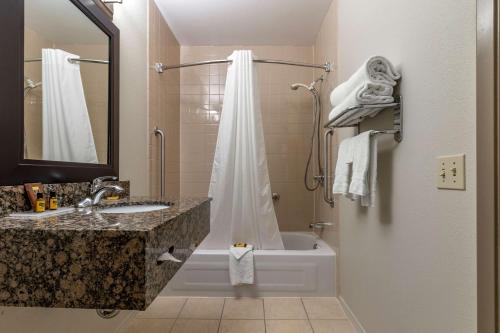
(331, 56, 400, 207)
(328, 56, 401, 125)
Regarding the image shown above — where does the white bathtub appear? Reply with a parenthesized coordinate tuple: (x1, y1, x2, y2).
(162, 232, 336, 297)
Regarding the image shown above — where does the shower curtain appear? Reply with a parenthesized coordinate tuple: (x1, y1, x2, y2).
(206, 50, 284, 250)
(42, 48, 98, 163)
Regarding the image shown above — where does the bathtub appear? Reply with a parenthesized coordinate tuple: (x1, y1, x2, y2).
(162, 232, 336, 297)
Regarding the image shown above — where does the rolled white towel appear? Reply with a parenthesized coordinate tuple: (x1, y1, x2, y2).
(357, 82, 394, 104)
(331, 56, 400, 107)
(328, 83, 394, 124)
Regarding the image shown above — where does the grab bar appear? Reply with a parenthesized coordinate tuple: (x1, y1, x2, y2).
(323, 129, 335, 207)
(153, 127, 166, 197)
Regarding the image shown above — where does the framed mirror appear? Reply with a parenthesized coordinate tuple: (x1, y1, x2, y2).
(0, 0, 119, 185)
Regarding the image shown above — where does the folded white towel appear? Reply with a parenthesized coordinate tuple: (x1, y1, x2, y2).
(332, 132, 378, 207)
(229, 245, 254, 286)
(330, 56, 400, 107)
(328, 83, 394, 124)
(332, 137, 354, 196)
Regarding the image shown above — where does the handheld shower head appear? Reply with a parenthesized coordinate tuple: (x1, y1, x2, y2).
(290, 83, 310, 91)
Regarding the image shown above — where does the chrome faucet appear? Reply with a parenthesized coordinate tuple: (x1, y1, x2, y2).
(77, 176, 124, 208)
(309, 222, 333, 230)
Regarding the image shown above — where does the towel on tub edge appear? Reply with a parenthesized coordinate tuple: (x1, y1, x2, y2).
(229, 244, 254, 286)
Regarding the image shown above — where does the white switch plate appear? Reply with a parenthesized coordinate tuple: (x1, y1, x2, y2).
(436, 154, 466, 190)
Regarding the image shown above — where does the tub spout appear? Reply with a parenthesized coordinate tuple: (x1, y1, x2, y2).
(309, 222, 333, 230)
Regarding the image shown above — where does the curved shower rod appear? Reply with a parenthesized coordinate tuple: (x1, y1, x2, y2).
(155, 59, 333, 73)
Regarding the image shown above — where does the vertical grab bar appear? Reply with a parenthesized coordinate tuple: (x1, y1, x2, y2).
(323, 128, 335, 207)
(153, 127, 166, 197)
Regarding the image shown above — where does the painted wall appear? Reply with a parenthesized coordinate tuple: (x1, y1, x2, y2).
(179, 46, 316, 231)
(114, 0, 149, 196)
(315, 0, 477, 332)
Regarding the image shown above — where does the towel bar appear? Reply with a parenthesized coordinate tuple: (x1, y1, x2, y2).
(321, 96, 403, 206)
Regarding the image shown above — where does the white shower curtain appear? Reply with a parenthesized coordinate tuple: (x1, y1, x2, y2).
(206, 50, 284, 250)
(42, 48, 98, 163)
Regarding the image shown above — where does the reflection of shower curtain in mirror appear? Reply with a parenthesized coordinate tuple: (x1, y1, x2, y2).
(42, 48, 98, 163)
(206, 50, 284, 250)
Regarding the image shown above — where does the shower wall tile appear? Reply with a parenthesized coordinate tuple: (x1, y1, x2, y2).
(180, 45, 315, 231)
(148, 0, 180, 198)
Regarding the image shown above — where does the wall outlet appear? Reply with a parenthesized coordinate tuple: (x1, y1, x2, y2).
(436, 154, 465, 190)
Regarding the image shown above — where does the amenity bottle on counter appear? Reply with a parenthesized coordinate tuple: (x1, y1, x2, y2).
(35, 193, 45, 213)
(49, 192, 58, 210)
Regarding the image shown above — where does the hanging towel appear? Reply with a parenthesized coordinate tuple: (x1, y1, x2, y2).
(205, 50, 284, 250)
(332, 132, 378, 207)
(229, 244, 254, 286)
(42, 48, 98, 163)
(330, 56, 400, 107)
(328, 83, 394, 123)
(332, 136, 354, 196)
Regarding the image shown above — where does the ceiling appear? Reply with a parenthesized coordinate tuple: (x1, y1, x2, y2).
(25, 0, 108, 45)
(154, 0, 333, 46)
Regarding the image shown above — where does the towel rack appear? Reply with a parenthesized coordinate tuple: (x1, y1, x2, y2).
(322, 96, 403, 206)
(324, 96, 403, 142)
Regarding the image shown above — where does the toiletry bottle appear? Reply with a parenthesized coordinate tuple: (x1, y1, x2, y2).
(49, 191, 58, 210)
(35, 193, 45, 213)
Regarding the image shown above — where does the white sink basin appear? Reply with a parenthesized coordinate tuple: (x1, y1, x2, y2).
(98, 204, 170, 214)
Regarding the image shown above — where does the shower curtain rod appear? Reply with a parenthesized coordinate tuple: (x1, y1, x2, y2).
(24, 58, 109, 64)
(154, 59, 333, 73)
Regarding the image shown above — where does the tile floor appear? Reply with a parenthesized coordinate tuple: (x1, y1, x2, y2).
(124, 296, 357, 333)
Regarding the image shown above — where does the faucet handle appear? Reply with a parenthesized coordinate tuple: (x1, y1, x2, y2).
(92, 176, 118, 193)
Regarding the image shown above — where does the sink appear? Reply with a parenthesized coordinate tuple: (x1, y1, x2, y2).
(98, 204, 170, 214)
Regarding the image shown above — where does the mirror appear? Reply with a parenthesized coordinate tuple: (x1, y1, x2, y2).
(24, 0, 110, 164)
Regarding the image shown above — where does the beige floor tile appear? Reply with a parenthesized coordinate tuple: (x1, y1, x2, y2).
(266, 320, 313, 333)
(218, 320, 265, 333)
(179, 297, 225, 319)
(222, 298, 264, 319)
(170, 319, 219, 333)
(264, 298, 307, 319)
(310, 319, 357, 333)
(136, 297, 187, 319)
(302, 297, 347, 319)
(123, 318, 175, 333)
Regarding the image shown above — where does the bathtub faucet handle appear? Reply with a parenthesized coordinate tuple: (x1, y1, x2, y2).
(309, 222, 333, 229)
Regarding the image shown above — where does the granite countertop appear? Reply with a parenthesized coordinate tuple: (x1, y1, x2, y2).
(0, 196, 211, 310)
(0, 197, 211, 231)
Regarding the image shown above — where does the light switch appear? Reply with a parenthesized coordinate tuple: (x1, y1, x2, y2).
(436, 154, 465, 190)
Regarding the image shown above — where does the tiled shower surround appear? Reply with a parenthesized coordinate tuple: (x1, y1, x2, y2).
(180, 46, 316, 231)
(148, 0, 181, 198)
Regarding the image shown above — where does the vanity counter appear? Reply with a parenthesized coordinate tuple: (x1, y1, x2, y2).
(0, 197, 211, 310)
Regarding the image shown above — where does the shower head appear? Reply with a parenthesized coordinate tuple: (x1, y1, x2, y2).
(290, 75, 324, 92)
(24, 77, 42, 97)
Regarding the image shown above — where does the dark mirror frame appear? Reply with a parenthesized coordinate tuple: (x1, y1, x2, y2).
(0, 0, 119, 185)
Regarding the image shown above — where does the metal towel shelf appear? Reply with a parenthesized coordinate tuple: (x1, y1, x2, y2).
(324, 96, 403, 142)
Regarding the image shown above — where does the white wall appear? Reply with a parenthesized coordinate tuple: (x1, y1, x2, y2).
(114, 0, 150, 196)
(328, 0, 477, 332)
